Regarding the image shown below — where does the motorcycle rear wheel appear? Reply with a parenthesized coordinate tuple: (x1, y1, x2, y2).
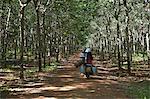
(85, 67, 91, 78)
(85, 72, 90, 78)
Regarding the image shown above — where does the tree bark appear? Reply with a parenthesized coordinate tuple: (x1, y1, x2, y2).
(147, 16, 150, 67)
(124, 0, 131, 74)
(114, 0, 122, 70)
(33, 0, 42, 71)
(19, 0, 31, 79)
(42, 13, 46, 68)
(19, 3, 25, 80)
(1, 1, 6, 67)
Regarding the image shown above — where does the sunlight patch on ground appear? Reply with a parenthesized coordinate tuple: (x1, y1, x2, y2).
(61, 78, 74, 82)
(72, 82, 93, 89)
(93, 79, 118, 84)
(98, 70, 109, 74)
(23, 82, 45, 87)
(0, 74, 18, 81)
(9, 85, 78, 94)
(33, 96, 85, 99)
(32, 96, 58, 99)
(32, 86, 77, 92)
(57, 75, 73, 78)
(9, 82, 95, 95)
(55, 86, 76, 91)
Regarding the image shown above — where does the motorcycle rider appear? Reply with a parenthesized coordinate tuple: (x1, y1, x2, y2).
(79, 47, 97, 78)
(85, 47, 93, 65)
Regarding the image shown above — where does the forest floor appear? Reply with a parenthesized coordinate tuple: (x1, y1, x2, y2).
(0, 52, 150, 99)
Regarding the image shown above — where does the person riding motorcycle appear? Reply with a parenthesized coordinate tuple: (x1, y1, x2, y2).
(85, 48, 93, 64)
(79, 47, 93, 65)
(79, 47, 95, 78)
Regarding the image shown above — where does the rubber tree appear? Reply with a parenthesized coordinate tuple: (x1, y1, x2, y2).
(18, 0, 31, 79)
(123, 0, 131, 74)
(114, 0, 122, 70)
(1, 0, 7, 66)
(33, 0, 42, 71)
(40, 0, 51, 68)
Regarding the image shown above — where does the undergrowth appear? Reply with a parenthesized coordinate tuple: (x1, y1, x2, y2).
(127, 80, 150, 99)
(25, 62, 59, 77)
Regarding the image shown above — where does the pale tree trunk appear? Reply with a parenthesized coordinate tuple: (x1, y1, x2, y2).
(143, 33, 146, 63)
(25, 30, 29, 62)
(6, 6, 11, 31)
(41, 0, 50, 67)
(62, 36, 66, 59)
(117, 22, 121, 70)
(49, 33, 52, 65)
(126, 19, 131, 74)
(113, 37, 117, 58)
(132, 33, 136, 54)
(130, 30, 133, 63)
(19, 1, 25, 80)
(105, 25, 109, 58)
(56, 33, 59, 62)
(5, 5, 11, 61)
(123, 0, 131, 74)
(147, 17, 150, 67)
(18, 0, 31, 79)
(14, 39, 17, 59)
(146, 32, 150, 62)
(120, 36, 124, 65)
(115, 0, 121, 70)
(104, 37, 107, 58)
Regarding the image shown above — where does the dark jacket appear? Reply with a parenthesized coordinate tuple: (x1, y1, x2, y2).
(86, 52, 93, 64)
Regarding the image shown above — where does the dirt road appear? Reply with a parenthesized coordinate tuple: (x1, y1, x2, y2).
(4, 53, 132, 99)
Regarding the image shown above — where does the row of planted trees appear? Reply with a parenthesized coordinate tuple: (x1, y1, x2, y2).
(0, 0, 97, 79)
(88, 0, 150, 74)
(1, 0, 149, 78)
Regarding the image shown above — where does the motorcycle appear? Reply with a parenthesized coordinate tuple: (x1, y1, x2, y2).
(80, 64, 97, 78)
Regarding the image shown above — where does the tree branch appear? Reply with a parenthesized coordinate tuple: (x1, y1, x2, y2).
(46, 0, 50, 6)
(18, 0, 31, 7)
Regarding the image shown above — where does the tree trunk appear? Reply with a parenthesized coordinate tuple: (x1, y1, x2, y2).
(33, 0, 42, 71)
(36, 8, 42, 72)
(101, 38, 104, 58)
(126, 16, 131, 74)
(123, 0, 131, 74)
(147, 17, 150, 67)
(42, 13, 46, 68)
(1, 1, 6, 67)
(19, 5, 25, 80)
(14, 39, 17, 59)
(117, 21, 121, 70)
(18, 0, 31, 80)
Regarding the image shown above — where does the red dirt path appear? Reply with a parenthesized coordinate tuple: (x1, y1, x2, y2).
(2, 52, 135, 99)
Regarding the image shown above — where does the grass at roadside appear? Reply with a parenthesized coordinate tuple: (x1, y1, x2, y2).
(127, 80, 150, 99)
(0, 62, 60, 78)
(25, 62, 59, 77)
